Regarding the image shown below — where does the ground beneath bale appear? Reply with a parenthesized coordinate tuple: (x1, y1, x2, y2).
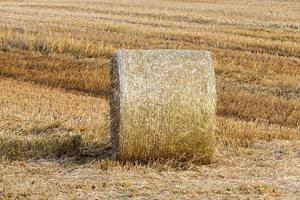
(0, 140, 299, 199)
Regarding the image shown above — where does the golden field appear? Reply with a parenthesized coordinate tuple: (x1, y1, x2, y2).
(0, 0, 299, 199)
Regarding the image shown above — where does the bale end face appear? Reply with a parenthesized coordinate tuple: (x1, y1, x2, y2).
(110, 49, 216, 164)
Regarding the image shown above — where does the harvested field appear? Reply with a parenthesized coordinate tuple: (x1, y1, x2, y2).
(0, 0, 299, 199)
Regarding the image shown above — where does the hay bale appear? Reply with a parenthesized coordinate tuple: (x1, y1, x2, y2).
(110, 49, 216, 163)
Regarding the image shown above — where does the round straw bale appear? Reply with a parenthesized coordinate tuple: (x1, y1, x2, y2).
(110, 49, 216, 164)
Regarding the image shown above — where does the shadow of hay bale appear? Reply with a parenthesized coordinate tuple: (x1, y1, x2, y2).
(0, 133, 82, 160)
(0, 118, 113, 161)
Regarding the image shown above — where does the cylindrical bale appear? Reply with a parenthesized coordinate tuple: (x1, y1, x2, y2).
(110, 49, 216, 163)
